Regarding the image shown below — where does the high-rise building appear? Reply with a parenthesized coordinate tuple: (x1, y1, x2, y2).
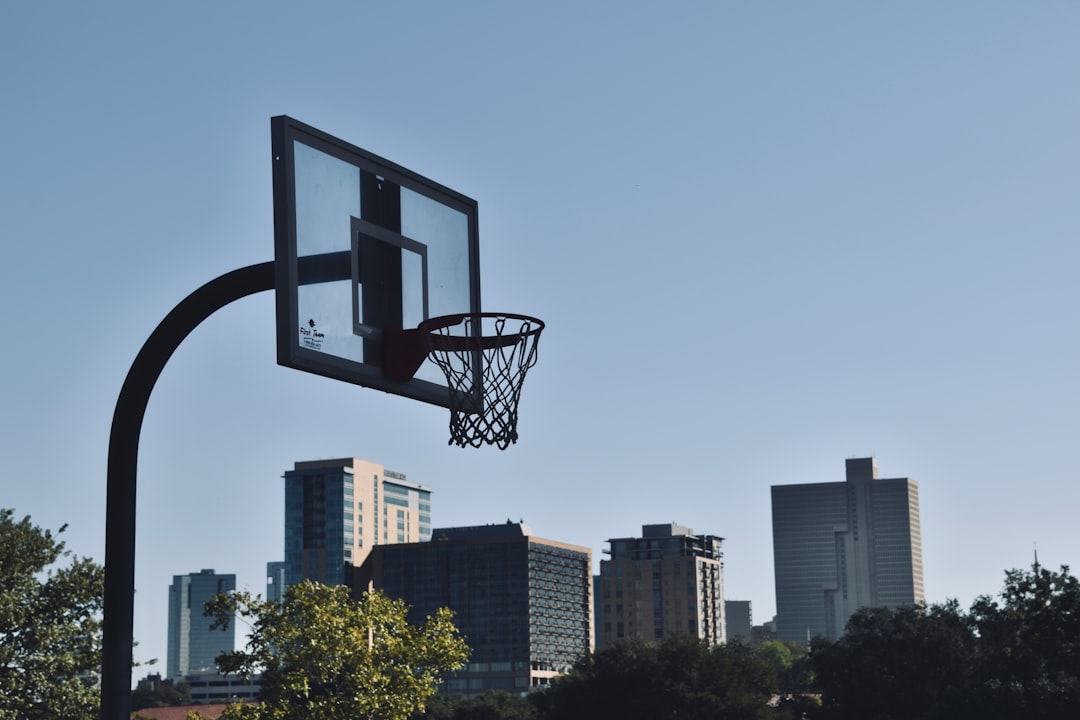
(266, 561, 286, 603)
(725, 600, 753, 644)
(596, 523, 725, 650)
(284, 457, 432, 589)
(771, 457, 924, 643)
(358, 522, 593, 695)
(166, 569, 236, 679)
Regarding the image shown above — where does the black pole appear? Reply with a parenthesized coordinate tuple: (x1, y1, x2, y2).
(101, 261, 274, 720)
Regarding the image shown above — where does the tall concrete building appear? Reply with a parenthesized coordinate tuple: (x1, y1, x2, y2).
(284, 457, 431, 589)
(358, 522, 593, 695)
(771, 457, 924, 643)
(596, 523, 725, 649)
(166, 569, 236, 679)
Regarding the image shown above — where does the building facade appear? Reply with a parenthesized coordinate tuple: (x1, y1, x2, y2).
(771, 457, 925, 643)
(166, 569, 236, 679)
(137, 671, 262, 704)
(359, 522, 593, 695)
(284, 457, 432, 589)
(725, 600, 753, 644)
(596, 523, 725, 650)
(184, 672, 263, 703)
(266, 561, 286, 603)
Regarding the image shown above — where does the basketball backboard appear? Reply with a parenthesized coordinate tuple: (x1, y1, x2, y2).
(272, 116, 480, 407)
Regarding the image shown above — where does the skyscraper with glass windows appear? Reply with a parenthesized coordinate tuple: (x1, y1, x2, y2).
(283, 457, 432, 591)
(771, 457, 924, 643)
(166, 569, 236, 679)
(358, 522, 593, 695)
(266, 561, 286, 603)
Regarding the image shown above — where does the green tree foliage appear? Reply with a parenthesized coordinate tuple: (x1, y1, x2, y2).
(755, 640, 793, 678)
(810, 601, 975, 719)
(755, 640, 811, 694)
(967, 564, 1080, 718)
(415, 690, 537, 720)
(130, 675, 192, 710)
(0, 508, 103, 720)
(203, 581, 469, 720)
(411, 692, 466, 720)
(535, 634, 775, 720)
(811, 564, 1080, 719)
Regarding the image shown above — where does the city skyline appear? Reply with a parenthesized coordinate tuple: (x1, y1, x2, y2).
(5, 3, 1079, 675)
(164, 461, 918, 655)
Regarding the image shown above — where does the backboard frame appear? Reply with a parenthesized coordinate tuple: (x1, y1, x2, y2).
(272, 115, 481, 408)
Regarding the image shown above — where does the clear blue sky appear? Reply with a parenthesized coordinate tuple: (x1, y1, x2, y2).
(3, 2, 1079, 672)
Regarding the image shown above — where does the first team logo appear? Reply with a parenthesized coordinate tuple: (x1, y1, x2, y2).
(299, 318, 325, 351)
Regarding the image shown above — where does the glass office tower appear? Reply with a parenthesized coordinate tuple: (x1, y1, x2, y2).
(360, 522, 592, 695)
(166, 569, 236, 678)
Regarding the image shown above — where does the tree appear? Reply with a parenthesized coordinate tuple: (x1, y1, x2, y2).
(203, 581, 469, 720)
(460, 691, 537, 720)
(967, 564, 1080, 718)
(810, 601, 975, 720)
(130, 674, 192, 710)
(413, 690, 537, 720)
(0, 508, 104, 720)
(810, 564, 1080, 719)
(755, 640, 811, 694)
(536, 634, 775, 720)
(410, 692, 466, 720)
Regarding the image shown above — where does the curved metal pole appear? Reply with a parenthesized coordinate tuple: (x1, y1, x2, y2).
(101, 262, 274, 720)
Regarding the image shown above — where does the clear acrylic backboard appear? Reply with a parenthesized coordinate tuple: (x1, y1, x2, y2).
(272, 116, 481, 407)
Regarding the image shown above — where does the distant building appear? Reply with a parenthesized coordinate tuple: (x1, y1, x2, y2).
(266, 561, 286, 602)
(184, 672, 262, 703)
(596, 523, 725, 649)
(725, 600, 753, 644)
(771, 457, 924, 643)
(284, 457, 432, 589)
(592, 574, 603, 648)
(142, 666, 262, 705)
(167, 569, 235, 679)
(359, 522, 593, 695)
(752, 617, 777, 645)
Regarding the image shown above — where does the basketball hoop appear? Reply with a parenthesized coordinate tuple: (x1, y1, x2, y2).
(423, 313, 544, 449)
(382, 313, 544, 449)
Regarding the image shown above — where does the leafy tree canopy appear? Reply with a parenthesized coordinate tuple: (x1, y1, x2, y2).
(755, 639, 811, 694)
(130, 675, 192, 710)
(202, 581, 469, 720)
(811, 564, 1080, 720)
(811, 600, 975, 720)
(967, 563, 1080, 717)
(0, 508, 103, 720)
(536, 634, 775, 720)
(415, 690, 537, 720)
